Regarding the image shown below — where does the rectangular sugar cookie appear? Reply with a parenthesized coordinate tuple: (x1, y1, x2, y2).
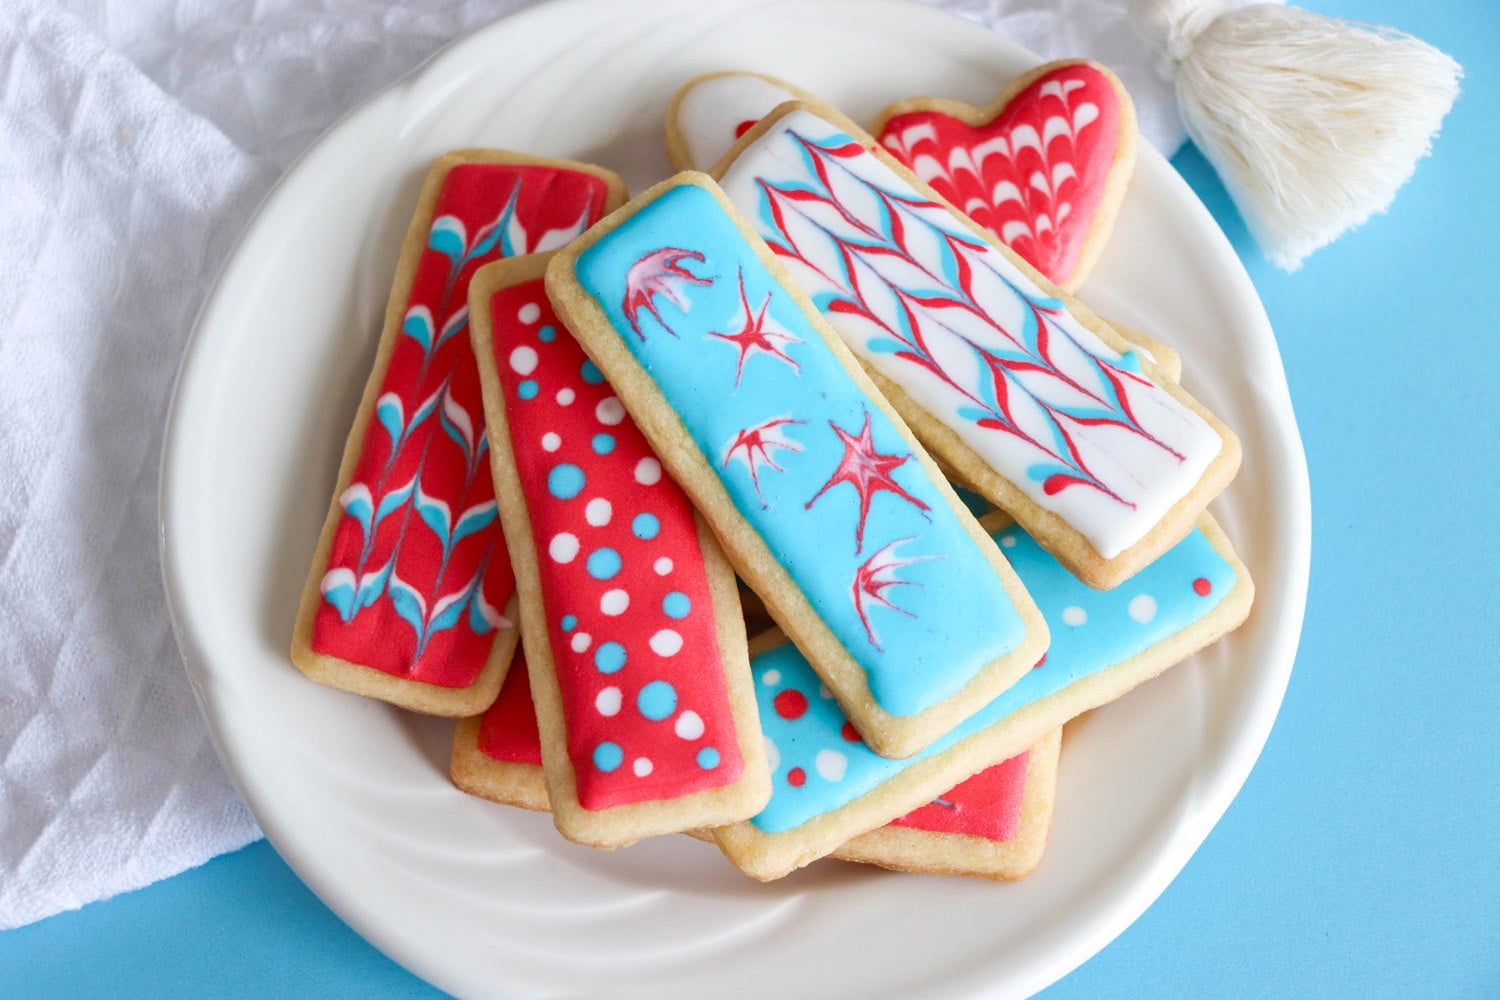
(546, 173, 1048, 760)
(469, 253, 769, 848)
(712, 103, 1241, 589)
(291, 150, 626, 715)
(833, 727, 1060, 881)
(713, 511, 1252, 880)
(450, 643, 550, 813)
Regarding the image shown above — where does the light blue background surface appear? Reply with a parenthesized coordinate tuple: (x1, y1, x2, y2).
(3, 0, 1496, 995)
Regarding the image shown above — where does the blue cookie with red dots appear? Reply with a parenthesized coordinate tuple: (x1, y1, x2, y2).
(712, 510, 1252, 881)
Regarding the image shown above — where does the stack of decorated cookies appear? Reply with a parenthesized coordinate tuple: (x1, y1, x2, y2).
(290, 60, 1253, 882)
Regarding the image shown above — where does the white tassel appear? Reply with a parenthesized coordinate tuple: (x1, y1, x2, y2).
(1130, 0, 1462, 270)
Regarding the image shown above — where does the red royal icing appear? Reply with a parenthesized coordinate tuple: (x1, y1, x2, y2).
(890, 751, 1031, 841)
(477, 646, 543, 766)
(878, 64, 1122, 286)
(311, 164, 611, 687)
(487, 280, 744, 810)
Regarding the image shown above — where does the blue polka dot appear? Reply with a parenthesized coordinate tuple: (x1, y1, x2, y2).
(593, 742, 623, 773)
(547, 464, 585, 500)
(538, 325, 557, 342)
(662, 592, 691, 619)
(581, 359, 605, 384)
(518, 379, 539, 400)
(594, 642, 627, 674)
(632, 513, 660, 540)
(560, 614, 578, 632)
(637, 681, 678, 721)
(586, 547, 621, 580)
(592, 433, 615, 455)
(696, 746, 721, 770)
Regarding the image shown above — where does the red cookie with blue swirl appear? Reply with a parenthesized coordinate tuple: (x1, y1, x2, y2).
(546, 173, 1049, 761)
(292, 150, 626, 716)
(469, 252, 770, 848)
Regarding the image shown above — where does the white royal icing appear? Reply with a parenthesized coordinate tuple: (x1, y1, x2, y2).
(674, 73, 807, 171)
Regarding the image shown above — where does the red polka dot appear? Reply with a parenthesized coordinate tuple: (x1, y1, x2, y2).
(1033, 653, 1047, 669)
(1193, 577, 1212, 596)
(734, 119, 759, 139)
(774, 688, 808, 721)
(840, 721, 863, 743)
(787, 767, 807, 788)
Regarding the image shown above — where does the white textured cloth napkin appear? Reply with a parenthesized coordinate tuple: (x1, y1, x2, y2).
(0, 0, 1249, 931)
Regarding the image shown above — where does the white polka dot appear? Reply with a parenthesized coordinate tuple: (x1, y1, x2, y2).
(600, 589, 629, 616)
(653, 557, 673, 576)
(509, 346, 538, 376)
(633, 757, 654, 777)
(1062, 606, 1088, 626)
(761, 669, 782, 686)
(764, 736, 780, 772)
(584, 498, 612, 527)
(555, 387, 575, 406)
(541, 432, 561, 452)
(635, 457, 662, 485)
(1000, 534, 1018, 548)
(518, 302, 541, 324)
(650, 629, 683, 657)
(549, 533, 579, 563)
(596, 397, 625, 426)
(595, 687, 622, 717)
(570, 631, 592, 653)
(674, 710, 704, 740)
(815, 749, 848, 782)
(1128, 594, 1158, 624)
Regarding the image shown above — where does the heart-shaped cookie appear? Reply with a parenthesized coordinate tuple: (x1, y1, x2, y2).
(874, 60, 1136, 290)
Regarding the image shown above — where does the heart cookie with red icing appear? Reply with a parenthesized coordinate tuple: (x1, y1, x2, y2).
(874, 60, 1136, 291)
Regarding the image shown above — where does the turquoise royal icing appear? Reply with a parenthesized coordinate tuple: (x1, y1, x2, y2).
(748, 521, 1237, 834)
(573, 182, 1027, 718)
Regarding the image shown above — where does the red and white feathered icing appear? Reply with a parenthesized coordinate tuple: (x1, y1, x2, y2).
(879, 63, 1124, 287)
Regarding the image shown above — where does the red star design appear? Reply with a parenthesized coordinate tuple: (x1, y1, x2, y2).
(722, 416, 804, 505)
(805, 412, 931, 552)
(622, 248, 711, 340)
(707, 269, 802, 386)
(850, 536, 942, 650)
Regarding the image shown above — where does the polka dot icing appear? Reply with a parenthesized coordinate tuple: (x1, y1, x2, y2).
(594, 642, 627, 674)
(815, 749, 847, 782)
(637, 680, 678, 721)
(510, 346, 538, 375)
(585, 498, 612, 526)
(518, 380, 539, 400)
(518, 302, 541, 324)
(596, 686, 622, 716)
(587, 547, 621, 579)
(549, 533, 579, 563)
(561, 614, 578, 631)
(596, 397, 626, 425)
(538, 324, 557, 343)
(1062, 606, 1087, 626)
(548, 464, 585, 500)
(675, 710, 704, 740)
(632, 512, 660, 540)
(594, 741, 623, 772)
(650, 630, 683, 657)
(1128, 594, 1158, 624)
(483, 278, 745, 811)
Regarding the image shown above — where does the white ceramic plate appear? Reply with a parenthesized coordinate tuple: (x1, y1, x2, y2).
(160, 1, 1310, 996)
